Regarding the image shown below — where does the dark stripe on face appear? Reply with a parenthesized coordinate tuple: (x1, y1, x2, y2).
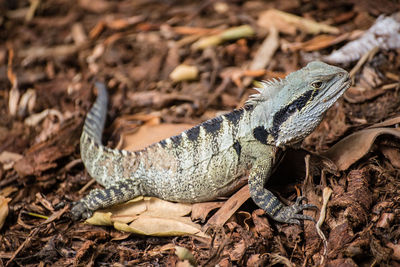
(253, 126, 269, 145)
(225, 109, 244, 124)
(186, 125, 200, 141)
(271, 89, 315, 140)
(202, 116, 223, 134)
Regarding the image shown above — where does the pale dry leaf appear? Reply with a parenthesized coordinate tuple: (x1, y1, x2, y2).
(170, 64, 199, 82)
(219, 25, 255, 40)
(0, 151, 23, 170)
(85, 211, 113, 226)
(139, 197, 192, 218)
(87, 197, 204, 237)
(285, 33, 350, 52)
(249, 26, 279, 71)
(192, 25, 254, 50)
(0, 196, 11, 230)
(114, 215, 206, 237)
(258, 9, 339, 35)
(324, 13, 400, 63)
(86, 196, 146, 225)
(322, 128, 400, 171)
(17, 88, 36, 117)
(24, 109, 63, 126)
(71, 23, 87, 45)
(175, 246, 197, 266)
(8, 87, 20, 116)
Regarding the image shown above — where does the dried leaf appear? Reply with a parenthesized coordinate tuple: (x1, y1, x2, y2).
(343, 86, 386, 104)
(381, 146, 400, 169)
(71, 23, 87, 45)
(170, 64, 199, 82)
(114, 216, 205, 237)
(219, 25, 255, 40)
(191, 202, 224, 222)
(0, 151, 23, 170)
(17, 89, 36, 117)
(0, 196, 11, 230)
(324, 13, 400, 63)
(106, 15, 144, 30)
(248, 26, 279, 71)
(175, 246, 197, 266)
(258, 9, 339, 35)
(285, 33, 350, 52)
(203, 184, 249, 231)
(192, 25, 254, 50)
(86, 197, 206, 237)
(323, 128, 400, 171)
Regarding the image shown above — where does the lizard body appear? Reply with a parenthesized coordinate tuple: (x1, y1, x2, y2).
(72, 61, 350, 224)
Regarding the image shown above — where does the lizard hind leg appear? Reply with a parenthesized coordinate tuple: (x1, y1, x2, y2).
(71, 178, 147, 220)
(248, 157, 316, 224)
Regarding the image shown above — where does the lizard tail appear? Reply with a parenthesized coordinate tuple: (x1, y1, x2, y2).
(80, 83, 142, 187)
(82, 82, 108, 143)
(80, 83, 115, 187)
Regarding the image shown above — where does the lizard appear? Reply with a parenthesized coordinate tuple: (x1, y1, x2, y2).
(71, 61, 351, 224)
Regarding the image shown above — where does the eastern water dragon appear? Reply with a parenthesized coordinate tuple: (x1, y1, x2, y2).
(71, 61, 351, 224)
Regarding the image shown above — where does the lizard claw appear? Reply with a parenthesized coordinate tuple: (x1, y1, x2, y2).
(273, 196, 317, 224)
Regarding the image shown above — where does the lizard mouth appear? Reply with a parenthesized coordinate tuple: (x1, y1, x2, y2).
(323, 75, 351, 103)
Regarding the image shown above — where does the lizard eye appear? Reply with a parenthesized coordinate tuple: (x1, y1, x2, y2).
(311, 81, 323, 89)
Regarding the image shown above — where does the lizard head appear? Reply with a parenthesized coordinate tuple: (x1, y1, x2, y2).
(247, 61, 351, 147)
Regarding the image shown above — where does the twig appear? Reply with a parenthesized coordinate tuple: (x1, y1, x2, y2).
(316, 187, 333, 266)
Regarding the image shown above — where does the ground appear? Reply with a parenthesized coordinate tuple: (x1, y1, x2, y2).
(1, 0, 400, 266)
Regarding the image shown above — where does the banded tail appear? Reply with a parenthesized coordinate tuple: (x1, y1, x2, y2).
(82, 82, 108, 144)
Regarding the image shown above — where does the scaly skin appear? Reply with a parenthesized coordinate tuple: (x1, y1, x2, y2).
(71, 61, 351, 224)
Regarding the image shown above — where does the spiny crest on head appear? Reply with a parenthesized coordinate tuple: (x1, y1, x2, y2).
(245, 77, 284, 107)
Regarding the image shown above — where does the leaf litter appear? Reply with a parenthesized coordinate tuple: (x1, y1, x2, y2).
(1, 0, 400, 266)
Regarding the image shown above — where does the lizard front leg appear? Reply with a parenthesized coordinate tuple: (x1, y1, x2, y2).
(248, 156, 316, 224)
(71, 178, 148, 220)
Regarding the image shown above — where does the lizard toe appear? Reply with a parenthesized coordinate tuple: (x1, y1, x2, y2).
(272, 198, 316, 224)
